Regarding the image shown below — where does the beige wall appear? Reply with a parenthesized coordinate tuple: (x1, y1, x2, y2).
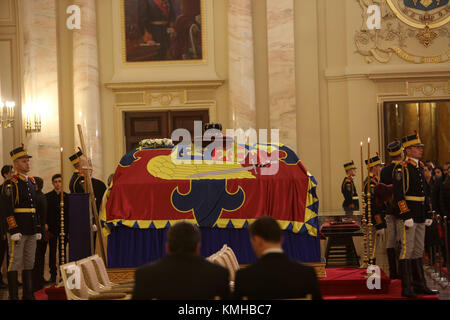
(0, 0, 448, 211)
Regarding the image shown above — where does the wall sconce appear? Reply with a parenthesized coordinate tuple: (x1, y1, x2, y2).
(0, 100, 15, 128)
(24, 109, 42, 134)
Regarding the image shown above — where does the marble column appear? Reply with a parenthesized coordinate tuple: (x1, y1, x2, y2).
(73, 0, 103, 178)
(21, 0, 60, 193)
(437, 102, 450, 165)
(266, 0, 297, 150)
(228, 0, 256, 131)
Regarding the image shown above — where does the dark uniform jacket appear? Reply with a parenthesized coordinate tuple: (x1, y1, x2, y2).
(341, 176, 359, 210)
(0, 183, 8, 237)
(1, 175, 40, 235)
(45, 190, 69, 238)
(364, 174, 387, 230)
(234, 252, 322, 300)
(393, 158, 432, 223)
(132, 253, 230, 300)
(380, 160, 401, 216)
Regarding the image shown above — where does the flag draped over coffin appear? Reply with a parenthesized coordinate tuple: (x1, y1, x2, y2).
(100, 143, 319, 237)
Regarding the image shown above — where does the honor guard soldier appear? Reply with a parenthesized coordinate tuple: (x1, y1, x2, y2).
(393, 131, 435, 298)
(69, 149, 85, 194)
(341, 161, 359, 215)
(1, 145, 41, 300)
(364, 155, 386, 266)
(380, 140, 403, 279)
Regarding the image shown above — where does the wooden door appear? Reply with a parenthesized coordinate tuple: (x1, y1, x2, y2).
(124, 110, 209, 152)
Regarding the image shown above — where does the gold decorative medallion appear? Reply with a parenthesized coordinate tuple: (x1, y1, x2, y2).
(355, 0, 450, 64)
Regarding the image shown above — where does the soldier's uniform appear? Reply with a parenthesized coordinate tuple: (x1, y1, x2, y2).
(363, 155, 386, 266)
(379, 140, 403, 279)
(341, 161, 359, 215)
(393, 132, 434, 297)
(2, 146, 41, 300)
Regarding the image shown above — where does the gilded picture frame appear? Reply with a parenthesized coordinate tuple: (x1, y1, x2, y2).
(121, 0, 206, 64)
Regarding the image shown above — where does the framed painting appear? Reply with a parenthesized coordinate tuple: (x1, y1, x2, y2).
(122, 0, 205, 63)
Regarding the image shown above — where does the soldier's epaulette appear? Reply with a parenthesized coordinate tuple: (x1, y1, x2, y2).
(29, 176, 36, 184)
(10, 176, 18, 184)
(419, 161, 425, 168)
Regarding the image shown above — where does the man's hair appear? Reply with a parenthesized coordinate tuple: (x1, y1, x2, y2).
(34, 176, 44, 192)
(249, 216, 282, 243)
(166, 221, 200, 254)
(1, 165, 13, 179)
(52, 174, 62, 182)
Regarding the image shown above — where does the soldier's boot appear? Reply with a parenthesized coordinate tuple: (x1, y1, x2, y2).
(6, 271, 19, 300)
(22, 269, 35, 300)
(411, 258, 437, 295)
(398, 259, 416, 298)
(387, 248, 400, 279)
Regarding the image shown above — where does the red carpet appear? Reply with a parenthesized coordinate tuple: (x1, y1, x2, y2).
(320, 268, 439, 300)
(34, 286, 66, 300)
(34, 268, 439, 300)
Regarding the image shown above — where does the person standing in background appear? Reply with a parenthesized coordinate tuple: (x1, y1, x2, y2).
(45, 174, 69, 283)
(0, 165, 14, 289)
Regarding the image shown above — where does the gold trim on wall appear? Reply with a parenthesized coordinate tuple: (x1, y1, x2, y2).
(0, 0, 15, 25)
(120, 0, 207, 65)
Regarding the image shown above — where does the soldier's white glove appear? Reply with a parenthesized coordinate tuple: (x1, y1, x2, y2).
(91, 224, 97, 232)
(404, 218, 414, 228)
(11, 233, 22, 241)
(35, 233, 42, 240)
(425, 219, 433, 227)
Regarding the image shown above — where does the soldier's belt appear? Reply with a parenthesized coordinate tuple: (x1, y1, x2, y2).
(13, 208, 36, 214)
(151, 21, 169, 26)
(352, 196, 359, 200)
(405, 196, 425, 202)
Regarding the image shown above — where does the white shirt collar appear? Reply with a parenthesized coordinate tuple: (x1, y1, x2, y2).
(261, 248, 283, 256)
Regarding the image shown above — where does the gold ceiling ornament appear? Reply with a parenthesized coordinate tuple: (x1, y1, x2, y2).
(416, 25, 438, 46)
(354, 0, 449, 64)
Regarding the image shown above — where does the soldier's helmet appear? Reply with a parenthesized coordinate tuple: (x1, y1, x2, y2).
(344, 160, 356, 171)
(365, 155, 381, 168)
(401, 131, 424, 148)
(69, 149, 84, 166)
(10, 144, 32, 161)
(387, 140, 402, 157)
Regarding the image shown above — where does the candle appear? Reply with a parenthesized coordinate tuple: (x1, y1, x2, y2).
(360, 141, 364, 192)
(60, 147, 64, 200)
(367, 137, 371, 194)
(0, 101, 3, 121)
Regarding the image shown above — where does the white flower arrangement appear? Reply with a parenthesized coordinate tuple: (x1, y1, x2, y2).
(139, 138, 174, 148)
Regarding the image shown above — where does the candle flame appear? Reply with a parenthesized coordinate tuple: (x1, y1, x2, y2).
(60, 147, 63, 152)
(360, 141, 363, 146)
(368, 137, 371, 143)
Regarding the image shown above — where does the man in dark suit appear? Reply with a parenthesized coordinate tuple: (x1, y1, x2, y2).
(132, 221, 230, 300)
(0, 165, 14, 289)
(234, 216, 322, 300)
(45, 174, 69, 283)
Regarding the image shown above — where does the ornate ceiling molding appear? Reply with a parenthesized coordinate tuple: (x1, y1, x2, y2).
(354, 0, 449, 64)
